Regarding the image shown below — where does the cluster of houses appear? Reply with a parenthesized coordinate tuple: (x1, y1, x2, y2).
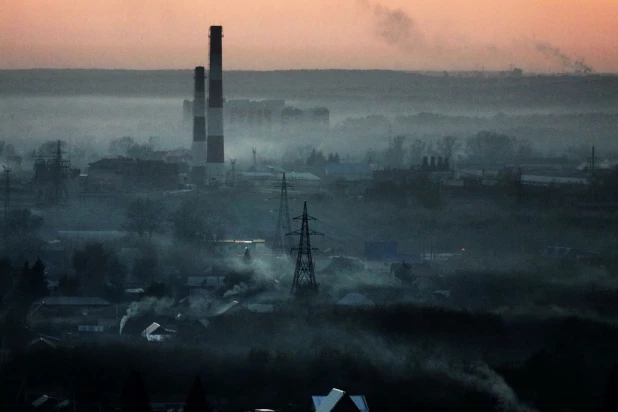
(25, 387, 368, 412)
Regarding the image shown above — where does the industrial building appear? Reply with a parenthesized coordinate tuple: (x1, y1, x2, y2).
(184, 98, 330, 140)
(85, 158, 183, 192)
(236, 170, 321, 192)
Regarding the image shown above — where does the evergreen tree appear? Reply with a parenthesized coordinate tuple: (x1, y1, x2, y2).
(58, 275, 81, 296)
(600, 363, 618, 412)
(307, 149, 317, 166)
(443, 157, 450, 171)
(16, 259, 48, 306)
(184, 376, 212, 412)
(421, 156, 429, 171)
(121, 371, 151, 412)
(144, 282, 168, 299)
(30, 258, 49, 301)
(0, 257, 14, 307)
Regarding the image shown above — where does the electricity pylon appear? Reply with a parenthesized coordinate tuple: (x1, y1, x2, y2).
(286, 201, 323, 296)
(272, 172, 293, 256)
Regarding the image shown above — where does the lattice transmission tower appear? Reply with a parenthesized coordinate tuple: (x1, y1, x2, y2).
(33, 140, 70, 205)
(272, 172, 293, 256)
(286, 201, 323, 296)
(48, 140, 70, 205)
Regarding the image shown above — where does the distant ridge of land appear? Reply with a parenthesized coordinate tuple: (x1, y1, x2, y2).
(1, 69, 617, 110)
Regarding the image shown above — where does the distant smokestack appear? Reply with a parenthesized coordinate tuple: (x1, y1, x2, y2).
(191, 66, 206, 185)
(206, 25, 225, 184)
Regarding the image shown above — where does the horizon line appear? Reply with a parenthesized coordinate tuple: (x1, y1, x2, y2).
(0, 68, 616, 75)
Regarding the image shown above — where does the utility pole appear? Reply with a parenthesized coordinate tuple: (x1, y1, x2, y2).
(588, 146, 598, 202)
(230, 159, 236, 187)
(272, 173, 293, 257)
(286, 201, 323, 296)
(252, 148, 257, 169)
(3, 166, 10, 253)
(516, 166, 523, 203)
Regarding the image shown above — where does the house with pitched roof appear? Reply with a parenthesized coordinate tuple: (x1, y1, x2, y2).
(312, 388, 369, 412)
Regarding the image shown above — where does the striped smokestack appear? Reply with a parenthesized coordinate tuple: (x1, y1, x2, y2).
(191, 66, 206, 185)
(206, 25, 225, 184)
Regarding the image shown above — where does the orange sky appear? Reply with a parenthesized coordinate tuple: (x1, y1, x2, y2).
(1, 0, 617, 72)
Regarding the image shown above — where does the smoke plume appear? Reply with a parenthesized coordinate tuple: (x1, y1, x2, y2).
(119, 296, 175, 335)
(536, 42, 594, 73)
(358, 0, 425, 52)
(223, 282, 252, 298)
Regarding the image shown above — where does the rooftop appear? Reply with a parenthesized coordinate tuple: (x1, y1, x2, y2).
(286, 171, 320, 181)
(325, 163, 372, 175)
(142, 322, 173, 337)
(312, 388, 369, 412)
(337, 293, 375, 307)
(33, 297, 111, 307)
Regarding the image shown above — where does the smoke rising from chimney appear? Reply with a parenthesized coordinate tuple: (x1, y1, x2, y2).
(119, 296, 175, 335)
(358, 0, 594, 73)
(535, 42, 594, 73)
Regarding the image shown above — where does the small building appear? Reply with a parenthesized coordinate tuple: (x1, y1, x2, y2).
(45, 276, 59, 294)
(312, 388, 369, 412)
(364, 241, 423, 274)
(77, 325, 105, 333)
(141, 322, 175, 342)
(544, 246, 601, 265)
(285, 172, 321, 190)
(336, 293, 375, 308)
(31, 296, 112, 317)
(56, 230, 123, 253)
(32, 395, 72, 411)
(212, 300, 241, 317)
(245, 303, 275, 313)
(27, 336, 60, 352)
(204, 239, 267, 256)
(187, 276, 225, 296)
(87, 157, 182, 192)
(521, 173, 588, 186)
(310, 107, 330, 126)
(324, 163, 373, 182)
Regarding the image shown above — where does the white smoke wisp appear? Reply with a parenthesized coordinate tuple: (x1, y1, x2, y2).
(119, 296, 175, 335)
(445, 362, 537, 412)
(219, 255, 287, 299)
(223, 282, 252, 298)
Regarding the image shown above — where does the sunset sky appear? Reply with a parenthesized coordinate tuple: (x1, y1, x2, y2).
(1, 0, 617, 72)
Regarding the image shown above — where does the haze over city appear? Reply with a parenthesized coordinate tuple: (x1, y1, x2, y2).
(2, 0, 617, 72)
(1, 1, 618, 411)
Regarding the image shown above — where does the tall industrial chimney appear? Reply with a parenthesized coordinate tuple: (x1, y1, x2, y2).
(206, 26, 225, 184)
(191, 66, 206, 185)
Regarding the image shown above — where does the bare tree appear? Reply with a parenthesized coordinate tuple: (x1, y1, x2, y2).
(124, 198, 163, 239)
(436, 136, 460, 160)
(408, 139, 427, 166)
(383, 135, 406, 168)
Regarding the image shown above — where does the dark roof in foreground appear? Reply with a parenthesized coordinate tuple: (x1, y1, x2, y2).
(33, 297, 111, 306)
(312, 388, 369, 411)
